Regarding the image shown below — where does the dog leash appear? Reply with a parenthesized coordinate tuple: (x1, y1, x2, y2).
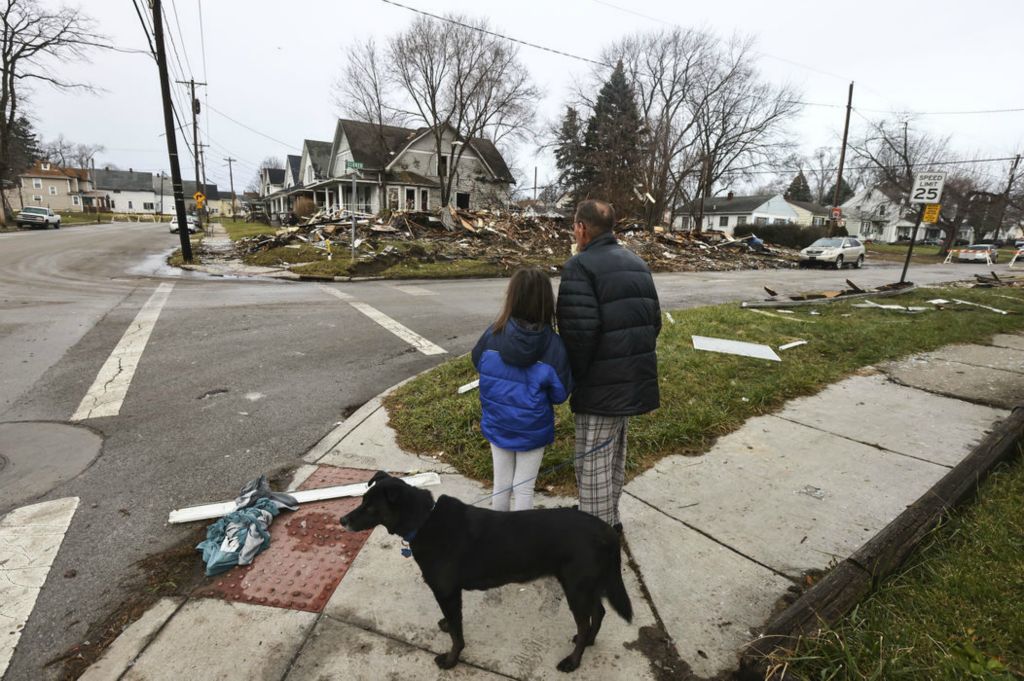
(466, 434, 616, 507)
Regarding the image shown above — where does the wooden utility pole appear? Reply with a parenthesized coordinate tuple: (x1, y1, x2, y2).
(829, 82, 854, 237)
(176, 77, 206, 227)
(224, 157, 237, 217)
(153, 0, 192, 263)
(993, 154, 1021, 237)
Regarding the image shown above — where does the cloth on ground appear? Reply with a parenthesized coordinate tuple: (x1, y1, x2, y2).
(197, 498, 281, 576)
(234, 474, 298, 513)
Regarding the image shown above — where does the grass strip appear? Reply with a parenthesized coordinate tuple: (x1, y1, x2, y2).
(220, 219, 277, 241)
(774, 452, 1024, 680)
(384, 287, 1024, 493)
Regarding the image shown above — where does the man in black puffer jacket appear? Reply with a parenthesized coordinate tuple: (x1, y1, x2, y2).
(556, 199, 661, 532)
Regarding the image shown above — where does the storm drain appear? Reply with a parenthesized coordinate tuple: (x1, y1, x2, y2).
(193, 466, 376, 612)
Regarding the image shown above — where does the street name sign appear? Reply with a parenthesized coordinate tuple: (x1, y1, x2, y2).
(345, 160, 364, 170)
(910, 172, 945, 204)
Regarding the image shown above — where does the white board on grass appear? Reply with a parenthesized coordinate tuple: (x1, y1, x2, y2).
(692, 335, 781, 362)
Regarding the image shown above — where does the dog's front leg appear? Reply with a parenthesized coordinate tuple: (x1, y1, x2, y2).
(432, 589, 464, 669)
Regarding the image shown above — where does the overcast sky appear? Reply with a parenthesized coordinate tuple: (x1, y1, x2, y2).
(26, 0, 1024, 194)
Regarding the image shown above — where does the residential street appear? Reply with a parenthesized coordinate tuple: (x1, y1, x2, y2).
(0, 222, 1002, 679)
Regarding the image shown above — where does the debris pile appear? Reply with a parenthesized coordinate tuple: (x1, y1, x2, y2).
(233, 207, 800, 274)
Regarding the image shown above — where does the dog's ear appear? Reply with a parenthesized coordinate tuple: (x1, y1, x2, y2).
(368, 470, 391, 488)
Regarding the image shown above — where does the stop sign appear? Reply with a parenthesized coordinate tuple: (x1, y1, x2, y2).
(831, 207, 842, 220)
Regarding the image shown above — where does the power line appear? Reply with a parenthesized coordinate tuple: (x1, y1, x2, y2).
(130, 0, 156, 56)
(378, 0, 612, 68)
(167, 0, 195, 76)
(856, 105, 1024, 117)
(205, 104, 296, 149)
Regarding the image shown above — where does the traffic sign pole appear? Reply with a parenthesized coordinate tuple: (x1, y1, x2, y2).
(345, 160, 363, 262)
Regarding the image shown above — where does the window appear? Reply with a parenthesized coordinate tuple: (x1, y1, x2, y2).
(860, 220, 871, 233)
(736, 216, 747, 226)
(773, 218, 787, 225)
(812, 217, 825, 226)
(143, 202, 154, 210)
(48, 186, 58, 195)
(877, 204, 887, 216)
(456, 192, 470, 209)
(404, 187, 416, 210)
(387, 186, 400, 211)
(718, 216, 729, 227)
(438, 155, 449, 178)
(33, 178, 42, 189)
(128, 201, 134, 209)
(32, 195, 42, 202)
(420, 188, 429, 211)
(755, 217, 768, 226)
(72, 196, 80, 206)
(41, 163, 50, 171)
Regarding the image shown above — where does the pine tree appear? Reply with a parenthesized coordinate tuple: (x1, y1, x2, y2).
(554, 106, 588, 203)
(581, 61, 644, 216)
(824, 177, 855, 206)
(785, 170, 813, 202)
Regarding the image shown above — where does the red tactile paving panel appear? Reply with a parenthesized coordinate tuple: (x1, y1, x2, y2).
(193, 466, 376, 612)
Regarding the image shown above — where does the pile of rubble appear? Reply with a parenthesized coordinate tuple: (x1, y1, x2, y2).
(233, 207, 799, 273)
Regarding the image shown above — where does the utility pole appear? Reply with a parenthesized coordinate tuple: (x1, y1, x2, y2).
(224, 157, 237, 217)
(829, 81, 854, 237)
(198, 143, 209, 223)
(176, 77, 206, 228)
(153, 0, 192, 263)
(993, 154, 1021, 237)
(533, 166, 537, 201)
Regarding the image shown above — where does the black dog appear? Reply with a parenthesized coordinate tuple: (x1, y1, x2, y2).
(340, 471, 632, 672)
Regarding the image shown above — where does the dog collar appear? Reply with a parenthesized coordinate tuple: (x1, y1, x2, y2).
(399, 502, 434, 558)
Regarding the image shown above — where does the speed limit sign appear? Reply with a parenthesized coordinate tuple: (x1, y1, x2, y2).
(910, 172, 945, 204)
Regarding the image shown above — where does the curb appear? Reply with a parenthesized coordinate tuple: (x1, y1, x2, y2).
(739, 404, 1024, 679)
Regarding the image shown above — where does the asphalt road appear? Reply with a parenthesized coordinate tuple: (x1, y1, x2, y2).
(0, 222, 984, 680)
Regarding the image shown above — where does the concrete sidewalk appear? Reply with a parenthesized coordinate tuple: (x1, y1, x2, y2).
(76, 335, 1023, 681)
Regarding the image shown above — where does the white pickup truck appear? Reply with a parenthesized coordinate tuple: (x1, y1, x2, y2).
(16, 206, 61, 229)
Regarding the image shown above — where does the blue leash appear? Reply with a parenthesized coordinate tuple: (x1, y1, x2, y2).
(467, 434, 617, 507)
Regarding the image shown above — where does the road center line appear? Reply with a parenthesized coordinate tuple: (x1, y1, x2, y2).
(0, 497, 79, 678)
(347, 301, 447, 356)
(392, 285, 436, 296)
(71, 283, 174, 421)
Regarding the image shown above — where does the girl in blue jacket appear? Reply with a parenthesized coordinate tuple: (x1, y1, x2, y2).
(472, 267, 573, 511)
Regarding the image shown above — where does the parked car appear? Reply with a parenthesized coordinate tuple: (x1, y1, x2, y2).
(799, 236, 866, 269)
(917, 238, 942, 246)
(169, 214, 199, 234)
(1014, 239, 1024, 250)
(16, 206, 61, 229)
(956, 244, 999, 263)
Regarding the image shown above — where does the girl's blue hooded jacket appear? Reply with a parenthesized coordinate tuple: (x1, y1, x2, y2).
(471, 319, 573, 451)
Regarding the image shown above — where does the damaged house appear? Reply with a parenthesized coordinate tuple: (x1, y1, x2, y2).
(260, 119, 514, 217)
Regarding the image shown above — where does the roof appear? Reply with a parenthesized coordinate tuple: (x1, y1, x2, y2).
(93, 168, 154, 192)
(338, 119, 514, 183)
(21, 161, 89, 181)
(263, 168, 285, 185)
(304, 140, 332, 179)
(286, 155, 301, 184)
(703, 194, 773, 214)
(785, 199, 831, 215)
(385, 171, 439, 188)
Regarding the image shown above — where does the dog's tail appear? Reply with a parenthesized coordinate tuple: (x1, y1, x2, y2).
(604, 540, 633, 623)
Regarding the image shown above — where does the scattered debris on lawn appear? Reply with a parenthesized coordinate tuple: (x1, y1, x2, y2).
(226, 207, 801, 275)
(741, 280, 916, 308)
(950, 298, 1009, 315)
(851, 300, 932, 313)
(665, 312, 675, 324)
(691, 335, 782, 362)
(457, 379, 480, 395)
(778, 340, 808, 351)
(748, 309, 817, 323)
(973, 272, 1024, 288)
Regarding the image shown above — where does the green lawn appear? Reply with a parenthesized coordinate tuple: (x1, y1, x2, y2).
(866, 242, 946, 264)
(776, 453, 1024, 680)
(384, 287, 1024, 491)
(58, 212, 114, 225)
(219, 219, 277, 241)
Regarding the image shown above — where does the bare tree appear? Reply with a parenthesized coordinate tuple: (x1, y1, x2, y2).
(685, 36, 802, 232)
(41, 134, 104, 168)
(1, 0, 106, 224)
(245, 156, 284, 194)
(338, 14, 540, 207)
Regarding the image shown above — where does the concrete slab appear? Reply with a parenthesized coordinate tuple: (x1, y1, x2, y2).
(625, 416, 948, 577)
(285, 616, 509, 681)
(989, 333, 1024, 351)
(0, 497, 78, 678)
(929, 343, 1024, 374)
(325, 474, 655, 680)
(0, 422, 102, 513)
(122, 600, 316, 681)
(882, 355, 1024, 409)
(303, 397, 384, 463)
(620, 494, 792, 678)
(314, 406, 457, 474)
(776, 374, 1007, 467)
(79, 598, 183, 681)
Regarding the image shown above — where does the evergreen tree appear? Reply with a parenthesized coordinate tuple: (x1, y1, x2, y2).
(785, 170, 813, 202)
(554, 106, 588, 203)
(1, 117, 41, 218)
(581, 60, 644, 216)
(824, 177, 855, 206)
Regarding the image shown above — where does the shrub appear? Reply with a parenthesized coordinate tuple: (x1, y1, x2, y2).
(293, 196, 316, 218)
(733, 223, 845, 249)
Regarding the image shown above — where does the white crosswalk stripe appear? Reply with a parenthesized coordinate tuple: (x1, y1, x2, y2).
(71, 283, 174, 421)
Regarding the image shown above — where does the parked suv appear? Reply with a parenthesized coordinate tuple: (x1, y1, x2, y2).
(799, 236, 865, 269)
(16, 206, 61, 229)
